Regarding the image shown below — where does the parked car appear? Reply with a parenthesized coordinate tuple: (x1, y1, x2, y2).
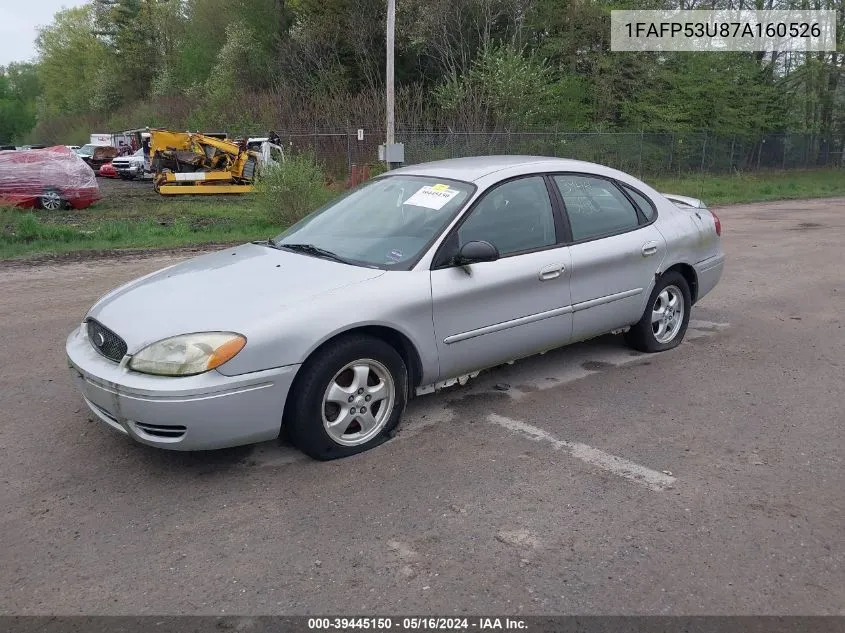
(0, 145, 100, 210)
(76, 144, 118, 172)
(111, 148, 148, 180)
(98, 162, 118, 178)
(66, 156, 724, 459)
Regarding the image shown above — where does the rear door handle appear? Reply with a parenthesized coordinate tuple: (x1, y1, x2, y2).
(538, 264, 565, 281)
(641, 242, 659, 257)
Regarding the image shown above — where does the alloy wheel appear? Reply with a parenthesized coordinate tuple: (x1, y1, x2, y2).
(321, 358, 395, 446)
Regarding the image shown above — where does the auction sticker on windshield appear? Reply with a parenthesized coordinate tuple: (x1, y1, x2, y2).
(405, 184, 460, 210)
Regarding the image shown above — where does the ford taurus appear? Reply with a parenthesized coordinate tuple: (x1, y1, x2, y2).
(66, 156, 724, 459)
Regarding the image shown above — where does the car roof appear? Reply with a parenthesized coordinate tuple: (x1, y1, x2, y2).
(388, 155, 612, 183)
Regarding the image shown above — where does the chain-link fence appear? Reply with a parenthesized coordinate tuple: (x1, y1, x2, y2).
(275, 129, 845, 179)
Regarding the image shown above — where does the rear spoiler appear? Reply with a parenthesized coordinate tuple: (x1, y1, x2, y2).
(662, 193, 707, 209)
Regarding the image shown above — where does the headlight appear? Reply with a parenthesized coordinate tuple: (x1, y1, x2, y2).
(128, 332, 246, 376)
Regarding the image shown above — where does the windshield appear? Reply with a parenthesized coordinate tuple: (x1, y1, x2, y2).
(78, 144, 96, 155)
(273, 175, 474, 269)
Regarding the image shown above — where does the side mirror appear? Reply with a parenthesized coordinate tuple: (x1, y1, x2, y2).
(455, 240, 499, 265)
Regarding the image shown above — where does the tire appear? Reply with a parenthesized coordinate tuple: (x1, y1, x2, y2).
(624, 271, 691, 353)
(285, 335, 408, 460)
(37, 188, 64, 211)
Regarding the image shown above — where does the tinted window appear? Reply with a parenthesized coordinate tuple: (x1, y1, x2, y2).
(458, 176, 556, 256)
(554, 175, 640, 241)
(621, 184, 656, 220)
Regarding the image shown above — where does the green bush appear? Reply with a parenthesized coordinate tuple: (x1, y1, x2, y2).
(253, 153, 337, 227)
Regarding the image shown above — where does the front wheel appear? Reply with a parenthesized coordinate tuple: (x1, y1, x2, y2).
(285, 335, 408, 460)
(625, 271, 691, 353)
(37, 188, 64, 211)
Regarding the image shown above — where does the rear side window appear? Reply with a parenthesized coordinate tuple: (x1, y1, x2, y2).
(554, 175, 640, 242)
(621, 184, 656, 220)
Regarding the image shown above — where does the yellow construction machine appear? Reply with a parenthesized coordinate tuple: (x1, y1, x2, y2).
(149, 129, 260, 195)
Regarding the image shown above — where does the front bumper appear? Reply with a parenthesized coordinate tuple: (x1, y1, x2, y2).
(66, 324, 300, 450)
(114, 163, 142, 176)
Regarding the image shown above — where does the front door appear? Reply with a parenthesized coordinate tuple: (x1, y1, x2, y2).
(430, 175, 573, 379)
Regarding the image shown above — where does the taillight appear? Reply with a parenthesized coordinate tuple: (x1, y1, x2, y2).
(710, 210, 722, 236)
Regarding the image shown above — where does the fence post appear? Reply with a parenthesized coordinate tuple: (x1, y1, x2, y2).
(782, 134, 787, 170)
(313, 122, 318, 165)
(667, 134, 674, 174)
(757, 138, 764, 170)
(346, 129, 352, 176)
(638, 130, 644, 178)
(700, 132, 708, 176)
(728, 137, 735, 172)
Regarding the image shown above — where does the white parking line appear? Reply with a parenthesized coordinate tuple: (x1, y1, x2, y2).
(488, 414, 677, 491)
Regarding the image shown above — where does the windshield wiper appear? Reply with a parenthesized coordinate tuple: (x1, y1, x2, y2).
(278, 243, 352, 265)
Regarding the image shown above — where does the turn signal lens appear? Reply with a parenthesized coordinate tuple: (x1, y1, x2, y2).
(207, 336, 247, 370)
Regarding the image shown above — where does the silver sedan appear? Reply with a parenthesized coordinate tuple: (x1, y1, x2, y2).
(66, 156, 724, 459)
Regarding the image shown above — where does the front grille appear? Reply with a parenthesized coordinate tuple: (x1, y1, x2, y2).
(86, 318, 127, 362)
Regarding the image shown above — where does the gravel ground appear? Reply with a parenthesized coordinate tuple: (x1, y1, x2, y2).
(0, 197, 843, 615)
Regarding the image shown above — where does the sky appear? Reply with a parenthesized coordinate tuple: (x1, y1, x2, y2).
(0, 1, 87, 66)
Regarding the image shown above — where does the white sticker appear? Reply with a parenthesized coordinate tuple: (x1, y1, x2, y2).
(404, 185, 459, 210)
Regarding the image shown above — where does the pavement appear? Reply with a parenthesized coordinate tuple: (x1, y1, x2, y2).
(1, 197, 843, 615)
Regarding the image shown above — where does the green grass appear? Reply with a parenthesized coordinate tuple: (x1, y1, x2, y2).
(2, 167, 843, 260)
(648, 168, 845, 206)
(0, 206, 279, 260)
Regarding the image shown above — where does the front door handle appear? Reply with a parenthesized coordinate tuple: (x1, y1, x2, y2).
(538, 264, 565, 281)
(641, 242, 659, 257)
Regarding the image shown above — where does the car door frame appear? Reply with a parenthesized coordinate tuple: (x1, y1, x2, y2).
(547, 171, 667, 339)
(546, 171, 659, 245)
(426, 172, 575, 379)
(430, 173, 570, 267)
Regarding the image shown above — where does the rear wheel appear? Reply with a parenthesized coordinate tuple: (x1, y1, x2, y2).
(624, 271, 691, 353)
(37, 188, 64, 211)
(285, 335, 407, 460)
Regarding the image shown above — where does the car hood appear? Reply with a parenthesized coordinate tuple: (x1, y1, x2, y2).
(87, 243, 384, 352)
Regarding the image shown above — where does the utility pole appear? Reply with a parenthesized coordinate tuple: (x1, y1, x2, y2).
(386, 0, 395, 151)
(380, 0, 404, 169)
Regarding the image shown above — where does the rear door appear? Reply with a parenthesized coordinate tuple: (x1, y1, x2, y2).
(430, 175, 573, 379)
(551, 174, 666, 342)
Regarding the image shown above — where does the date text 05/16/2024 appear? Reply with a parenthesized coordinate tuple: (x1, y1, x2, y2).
(307, 618, 528, 631)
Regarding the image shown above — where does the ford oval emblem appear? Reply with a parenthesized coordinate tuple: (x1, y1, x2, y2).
(94, 332, 106, 347)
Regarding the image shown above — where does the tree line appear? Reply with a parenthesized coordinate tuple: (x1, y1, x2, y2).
(0, 0, 842, 146)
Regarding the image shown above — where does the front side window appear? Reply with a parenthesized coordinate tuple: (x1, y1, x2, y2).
(457, 176, 556, 256)
(554, 175, 640, 241)
(274, 176, 473, 268)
